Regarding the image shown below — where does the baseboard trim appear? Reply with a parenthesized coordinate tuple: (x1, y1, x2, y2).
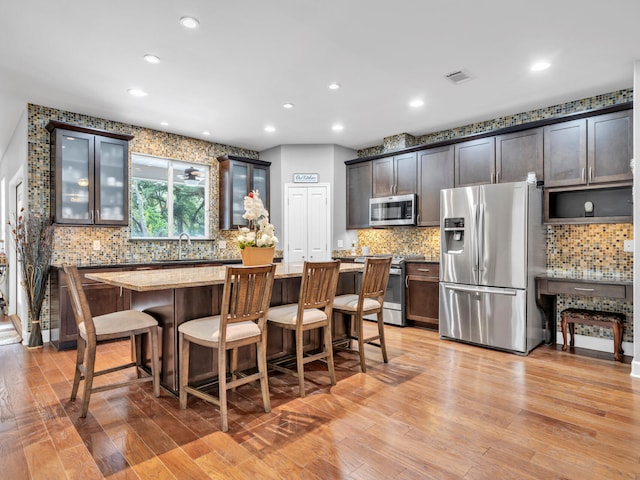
(555, 331, 632, 354)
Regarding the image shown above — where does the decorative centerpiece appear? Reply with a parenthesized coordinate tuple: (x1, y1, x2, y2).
(237, 190, 278, 266)
(10, 209, 55, 348)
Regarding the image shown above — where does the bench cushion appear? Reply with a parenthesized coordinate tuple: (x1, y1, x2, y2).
(561, 308, 625, 323)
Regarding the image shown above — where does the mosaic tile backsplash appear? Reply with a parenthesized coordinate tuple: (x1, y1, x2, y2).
(25, 87, 634, 346)
(28, 104, 260, 329)
(357, 89, 633, 157)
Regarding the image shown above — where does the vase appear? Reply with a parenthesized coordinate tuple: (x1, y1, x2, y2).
(241, 246, 275, 266)
(27, 318, 43, 349)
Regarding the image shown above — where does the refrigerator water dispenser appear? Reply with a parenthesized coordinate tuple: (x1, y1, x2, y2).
(443, 217, 465, 254)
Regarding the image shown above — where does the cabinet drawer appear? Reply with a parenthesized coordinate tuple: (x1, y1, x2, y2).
(405, 263, 439, 278)
(546, 280, 626, 299)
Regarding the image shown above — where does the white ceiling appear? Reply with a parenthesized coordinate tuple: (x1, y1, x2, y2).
(1, 0, 639, 157)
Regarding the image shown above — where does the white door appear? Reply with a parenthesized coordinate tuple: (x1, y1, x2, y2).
(284, 184, 330, 263)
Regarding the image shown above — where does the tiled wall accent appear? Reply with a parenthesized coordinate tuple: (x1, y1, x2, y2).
(546, 223, 633, 280)
(357, 88, 633, 157)
(28, 104, 260, 328)
(356, 227, 440, 260)
(382, 133, 417, 152)
(546, 223, 634, 339)
(353, 89, 635, 345)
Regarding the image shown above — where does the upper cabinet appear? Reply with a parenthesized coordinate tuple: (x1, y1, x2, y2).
(372, 152, 417, 197)
(346, 162, 372, 229)
(417, 146, 454, 226)
(544, 110, 633, 188)
(495, 128, 543, 183)
(455, 129, 543, 187)
(454, 137, 495, 187)
(47, 121, 132, 226)
(218, 155, 270, 230)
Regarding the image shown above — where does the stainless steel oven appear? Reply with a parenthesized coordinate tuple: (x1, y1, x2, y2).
(354, 254, 424, 326)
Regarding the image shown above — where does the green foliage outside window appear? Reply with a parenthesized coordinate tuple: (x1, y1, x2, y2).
(131, 155, 208, 238)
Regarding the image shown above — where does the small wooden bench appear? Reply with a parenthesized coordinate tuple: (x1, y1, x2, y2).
(560, 308, 625, 361)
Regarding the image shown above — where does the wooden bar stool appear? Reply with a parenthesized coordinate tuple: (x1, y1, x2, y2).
(63, 264, 161, 418)
(267, 260, 341, 397)
(178, 264, 276, 432)
(561, 307, 625, 361)
(332, 256, 392, 372)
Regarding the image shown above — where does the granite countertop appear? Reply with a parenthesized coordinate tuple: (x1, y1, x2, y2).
(53, 257, 257, 269)
(85, 261, 364, 291)
(537, 270, 632, 284)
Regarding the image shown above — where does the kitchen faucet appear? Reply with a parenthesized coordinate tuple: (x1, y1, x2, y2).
(178, 232, 191, 260)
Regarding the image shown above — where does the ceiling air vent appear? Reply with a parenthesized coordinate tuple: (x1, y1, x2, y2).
(445, 69, 472, 85)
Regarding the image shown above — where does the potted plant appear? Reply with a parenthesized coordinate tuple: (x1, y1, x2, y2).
(236, 190, 278, 265)
(10, 209, 55, 348)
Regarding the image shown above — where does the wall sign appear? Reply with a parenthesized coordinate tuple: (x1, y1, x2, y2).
(293, 173, 319, 183)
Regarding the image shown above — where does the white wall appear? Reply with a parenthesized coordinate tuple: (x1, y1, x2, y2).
(259, 145, 282, 239)
(261, 144, 357, 253)
(632, 61, 640, 378)
(0, 107, 28, 339)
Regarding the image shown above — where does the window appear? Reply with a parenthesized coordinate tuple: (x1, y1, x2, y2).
(131, 154, 209, 238)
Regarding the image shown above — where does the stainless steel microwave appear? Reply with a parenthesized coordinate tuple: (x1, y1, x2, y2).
(369, 194, 417, 226)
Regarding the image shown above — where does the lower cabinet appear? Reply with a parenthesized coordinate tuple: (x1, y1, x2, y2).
(405, 262, 440, 329)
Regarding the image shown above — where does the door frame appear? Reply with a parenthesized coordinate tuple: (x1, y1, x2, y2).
(8, 167, 28, 342)
(283, 182, 331, 263)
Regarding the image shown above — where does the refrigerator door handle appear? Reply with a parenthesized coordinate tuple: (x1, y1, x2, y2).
(443, 283, 518, 296)
(478, 203, 485, 272)
(471, 203, 479, 275)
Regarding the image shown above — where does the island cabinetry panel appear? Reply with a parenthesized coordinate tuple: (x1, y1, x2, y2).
(346, 162, 372, 229)
(218, 155, 270, 230)
(544, 110, 632, 188)
(405, 262, 439, 329)
(495, 127, 543, 183)
(417, 146, 454, 226)
(46, 121, 132, 226)
(133, 269, 359, 393)
(51, 267, 125, 350)
(372, 152, 417, 197)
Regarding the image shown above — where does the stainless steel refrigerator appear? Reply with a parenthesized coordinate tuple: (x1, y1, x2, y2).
(439, 181, 546, 354)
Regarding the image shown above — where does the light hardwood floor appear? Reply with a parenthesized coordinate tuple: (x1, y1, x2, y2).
(1, 324, 639, 479)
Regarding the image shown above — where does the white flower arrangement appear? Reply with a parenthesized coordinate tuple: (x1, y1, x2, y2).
(236, 190, 278, 249)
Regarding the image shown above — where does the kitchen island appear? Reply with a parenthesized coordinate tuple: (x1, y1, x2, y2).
(86, 262, 363, 393)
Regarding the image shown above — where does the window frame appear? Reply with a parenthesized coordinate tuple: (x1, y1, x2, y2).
(130, 153, 210, 239)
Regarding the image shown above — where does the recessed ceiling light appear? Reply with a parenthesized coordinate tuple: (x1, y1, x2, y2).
(328, 82, 341, 90)
(283, 102, 294, 109)
(143, 54, 160, 64)
(179, 16, 200, 29)
(264, 125, 276, 132)
(160, 121, 169, 126)
(531, 61, 551, 72)
(127, 88, 148, 97)
(332, 124, 344, 131)
(202, 131, 211, 136)
(409, 99, 424, 108)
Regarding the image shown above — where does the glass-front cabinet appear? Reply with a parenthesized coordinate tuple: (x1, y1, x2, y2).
(218, 155, 270, 230)
(47, 121, 133, 225)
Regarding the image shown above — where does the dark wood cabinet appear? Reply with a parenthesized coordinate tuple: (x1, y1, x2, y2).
(416, 146, 454, 226)
(405, 262, 439, 329)
(454, 137, 496, 187)
(543, 119, 587, 187)
(346, 162, 372, 229)
(495, 128, 543, 183)
(51, 267, 126, 350)
(218, 155, 270, 230)
(587, 110, 633, 184)
(372, 152, 417, 197)
(46, 121, 132, 226)
(544, 110, 632, 188)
